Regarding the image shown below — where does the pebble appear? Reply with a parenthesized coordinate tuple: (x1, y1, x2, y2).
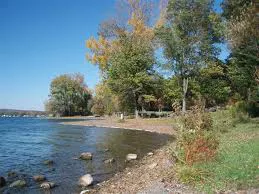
(80, 190, 90, 194)
(148, 163, 158, 169)
(126, 153, 137, 161)
(104, 158, 115, 164)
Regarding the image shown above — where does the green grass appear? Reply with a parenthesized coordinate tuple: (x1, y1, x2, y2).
(185, 111, 259, 193)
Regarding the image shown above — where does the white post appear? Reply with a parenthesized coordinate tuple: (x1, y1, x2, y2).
(120, 113, 124, 120)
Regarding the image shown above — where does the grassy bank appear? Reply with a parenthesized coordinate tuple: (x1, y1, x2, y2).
(177, 110, 259, 193)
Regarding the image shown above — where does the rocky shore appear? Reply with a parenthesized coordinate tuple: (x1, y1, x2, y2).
(62, 117, 196, 194)
(86, 142, 196, 194)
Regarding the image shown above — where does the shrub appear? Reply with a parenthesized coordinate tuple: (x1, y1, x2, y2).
(182, 104, 213, 131)
(175, 165, 209, 184)
(181, 131, 219, 165)
(175, 101, 219, 165)
(229, 101, 250, 123)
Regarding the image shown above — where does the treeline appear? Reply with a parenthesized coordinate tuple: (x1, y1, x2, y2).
(86, 0, 258, 117)
(0, 109, 46, 117)
(45, 0, 258, 117)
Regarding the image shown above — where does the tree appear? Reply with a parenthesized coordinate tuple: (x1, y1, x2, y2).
(222, 0, 258, 100)
(45, 74, 92, 116)
(86, 0, 160, 117)
(199, 61, 231, 106)
(156, 0, 222, 112)
(91, 81, 119, 116)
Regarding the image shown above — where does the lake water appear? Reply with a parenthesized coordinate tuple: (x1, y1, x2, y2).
(0, 117, 173, 194)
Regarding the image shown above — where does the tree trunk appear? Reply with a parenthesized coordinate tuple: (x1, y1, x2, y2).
(182, 77, 188, 113)
(247, 88, 251, 102)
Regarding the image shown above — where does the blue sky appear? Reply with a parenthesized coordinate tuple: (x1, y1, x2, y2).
(0, 0, 227, 111)
(0, 0, 115, 110)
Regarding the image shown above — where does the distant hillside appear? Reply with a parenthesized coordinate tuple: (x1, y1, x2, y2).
(0, 109, 46, 116)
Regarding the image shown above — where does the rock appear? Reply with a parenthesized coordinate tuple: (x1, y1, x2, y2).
(7, 171, 17, 177)
(78, 174, 93, 187)
(104, 158, 115, 164)
(33, 175, 46, 182)
(126, 153, 137, 161)
(148, 163, 158, 169)
(80, 190, 90, 194)
(208, 107, 217, 112)
(147, 152, 154, 156)
(9, 180, 26, 188)
(0, 176, 6, 187)
(79, 152, 92, 160)
(40, 181, 55, 189)
(43, 160, 54, 165)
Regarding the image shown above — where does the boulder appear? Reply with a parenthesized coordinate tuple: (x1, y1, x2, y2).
(0, 176, 6, 187)
(40, 182, 55, 189)
(126, 154, 137, 161)
(9, 180, 26, 188)
(43, 160, 54, 165)
(33, 175, 46, 182)
(79, 152, 92, 160)
(104, 158, 115, 164)
(78, 174, 93, 187)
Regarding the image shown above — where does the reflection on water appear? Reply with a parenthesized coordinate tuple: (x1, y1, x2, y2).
(0, 118, 173, 194)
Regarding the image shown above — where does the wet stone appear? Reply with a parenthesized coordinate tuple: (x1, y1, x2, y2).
(80, 152, 92, 160)
(33, 175, 46, 182)
(9, 180, 26, 188)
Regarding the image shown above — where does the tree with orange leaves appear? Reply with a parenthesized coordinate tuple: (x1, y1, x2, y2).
(86, 0, 163, 116)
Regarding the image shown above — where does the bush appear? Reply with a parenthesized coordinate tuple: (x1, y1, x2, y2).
(229, 101, 250, 123)
(182, 104, 213, 131)
(175, 165, 209, 184)
(175, 103, 219, 165)
(180, 131, 219, 165)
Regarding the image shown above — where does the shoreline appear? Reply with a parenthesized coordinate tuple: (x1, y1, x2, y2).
(88, 142, 196, 194)
(60, 117, 194, 194)
(60, 117, 176, 135)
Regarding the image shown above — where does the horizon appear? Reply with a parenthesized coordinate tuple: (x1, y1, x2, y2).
(0, 0, 227, 111)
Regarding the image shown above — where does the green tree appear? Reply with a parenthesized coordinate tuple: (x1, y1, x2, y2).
(199, 61, 231, 106)
(86, 0, 161, 116)
(91, 81, 119, 116)
(222, 0, 258, 100)
(45, 74, 92, 116)
(156, 0, 222, 112)
(107, 33, 157, 115)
